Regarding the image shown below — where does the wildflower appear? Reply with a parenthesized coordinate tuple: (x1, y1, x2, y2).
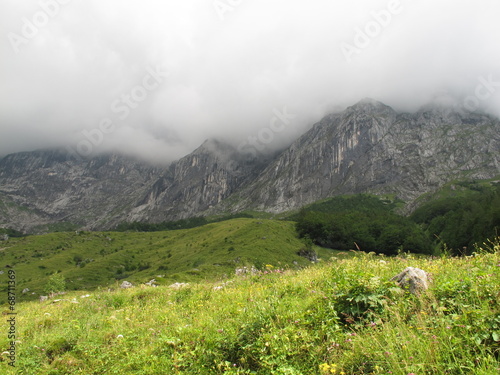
(319, 363, 330, 373)
(319, 363, 338, 374)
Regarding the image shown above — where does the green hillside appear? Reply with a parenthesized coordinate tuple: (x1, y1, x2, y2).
(292, 195, 432, 255)
(410, 181, 500, 254)
(0, 240, 498, 374)
(0, 219, 334, 302)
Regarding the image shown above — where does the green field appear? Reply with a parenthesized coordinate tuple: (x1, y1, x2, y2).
(0, 219, 335, 302)
(0, 195, 499, 374)
(0, 238, 498, 374)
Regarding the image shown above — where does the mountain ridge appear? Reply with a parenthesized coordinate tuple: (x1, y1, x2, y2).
(1, 99, 499, 233)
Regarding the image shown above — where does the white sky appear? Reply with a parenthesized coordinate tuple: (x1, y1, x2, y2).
(1, 0, 499, 163)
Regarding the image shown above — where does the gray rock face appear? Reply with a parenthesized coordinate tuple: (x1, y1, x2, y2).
(0, 142, 267, 232)
(220, 99, 500, 213)
(125, 139, 268, 223)
(0, 150, 162, 232)
(1, 99, 499, 232)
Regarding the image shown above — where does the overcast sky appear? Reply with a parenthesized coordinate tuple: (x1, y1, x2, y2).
(1, 0, 499, 163)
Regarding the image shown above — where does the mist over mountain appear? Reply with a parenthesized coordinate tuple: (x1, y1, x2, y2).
(1, 1, 500, 163)
(1, 100, 499, 233)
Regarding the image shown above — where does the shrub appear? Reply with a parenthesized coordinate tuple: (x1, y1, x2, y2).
(43, 273, 66, 295)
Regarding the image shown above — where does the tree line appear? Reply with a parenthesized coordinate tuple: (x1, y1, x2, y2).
(295, 185, 500, 256)
(410, 182, 500, 255)
(295, 195, 432, 255)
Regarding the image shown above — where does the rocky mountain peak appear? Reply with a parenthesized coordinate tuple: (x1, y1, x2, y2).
(347, 98, 396, 114)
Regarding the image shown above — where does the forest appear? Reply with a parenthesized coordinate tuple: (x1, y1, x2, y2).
(296, 185, 500, 255)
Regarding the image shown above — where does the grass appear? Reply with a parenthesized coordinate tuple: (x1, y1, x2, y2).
(413, 178, 500, 206)
(0, 238, 498, 374)
(0, 219, 335, 302)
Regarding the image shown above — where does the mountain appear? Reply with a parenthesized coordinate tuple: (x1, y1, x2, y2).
(125, 139, 270, 223)
(0, 150, 162, 232)
(218, 99, 500, 213)
(0, 141, 271, 232)
(1, 99, 499, 233)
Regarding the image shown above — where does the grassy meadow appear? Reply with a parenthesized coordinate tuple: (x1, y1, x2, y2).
(0, 219, 334, 301)
(0, 235, 498, 374)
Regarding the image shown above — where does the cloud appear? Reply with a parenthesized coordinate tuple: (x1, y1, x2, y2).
(1, 0, 499, 163)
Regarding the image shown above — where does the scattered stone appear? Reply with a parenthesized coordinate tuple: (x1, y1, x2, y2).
(145, 279, 158, 287)
(39, 296, 48, 302)
(391, 267, 430, 295)
(235, 266, 259, 276)
(80, 294, 91, 298)
(297, 248, 318, 263)
(0, 234, 9, 241)
(120, 281, 133, 289)
(169, 282, 189, 289)
(22, 288, 30, 293)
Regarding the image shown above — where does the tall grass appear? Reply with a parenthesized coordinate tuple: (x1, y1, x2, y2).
(1, 240, 499, 374)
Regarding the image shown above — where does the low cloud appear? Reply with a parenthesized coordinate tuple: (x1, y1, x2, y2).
(1, 0, 499, 163)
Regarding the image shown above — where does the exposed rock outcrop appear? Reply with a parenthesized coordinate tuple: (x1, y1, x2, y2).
(120, 281, 133, 289)
(391, 267, 430, 294)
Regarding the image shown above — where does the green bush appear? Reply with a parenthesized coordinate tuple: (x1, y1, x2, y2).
(43, 273, 66, 295)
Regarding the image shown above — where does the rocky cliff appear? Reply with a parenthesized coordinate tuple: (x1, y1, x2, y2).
(124, 139, 269, 223)
(1, 99, 499, 232)
(0, 150, 162, 231)
(221, 99, 500, 213)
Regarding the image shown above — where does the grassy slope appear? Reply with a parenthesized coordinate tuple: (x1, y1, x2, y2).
(0, 219, 334, 301)
(413, 179, 500, 206)
(0, 242, 498, 374)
